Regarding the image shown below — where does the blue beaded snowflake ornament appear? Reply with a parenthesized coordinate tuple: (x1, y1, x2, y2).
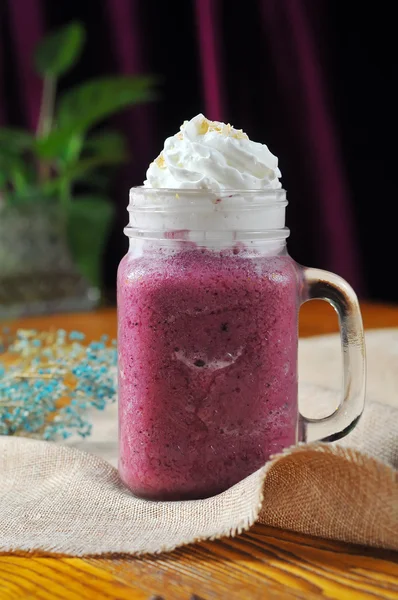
(0, 329, 117, 440)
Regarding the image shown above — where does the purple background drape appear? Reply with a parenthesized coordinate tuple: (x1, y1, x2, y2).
(194, 0, 225, 122)
(260, 0, 361, 293)
(2, 0, 396, 299)
(6, 0, 43, 132)
(0, 19, 5, 127)
(105, 0, 153, 186)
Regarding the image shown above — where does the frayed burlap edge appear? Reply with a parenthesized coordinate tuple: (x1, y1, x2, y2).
(0, 437, 397, 556)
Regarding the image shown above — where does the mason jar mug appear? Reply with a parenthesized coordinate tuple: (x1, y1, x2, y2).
(117, 188, 365, 500)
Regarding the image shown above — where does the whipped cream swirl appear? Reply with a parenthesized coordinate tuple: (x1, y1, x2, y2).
(144, 114, 282, 190)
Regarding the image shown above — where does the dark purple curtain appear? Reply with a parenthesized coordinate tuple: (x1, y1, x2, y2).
(105, 0, 154, 186)
(194, 0, 225, 121)
(260, 0, 362, 292)
(2, 0, 396, 299)
(5, 0, 44, 131)
(0, 21, 4, 127)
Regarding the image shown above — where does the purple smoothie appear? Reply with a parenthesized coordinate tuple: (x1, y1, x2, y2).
(118, 244, 299, 500)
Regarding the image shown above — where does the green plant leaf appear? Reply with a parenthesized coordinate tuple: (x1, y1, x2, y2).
(58, 133, 84, 165)
(5, 186, 54, 206)
(84, 130, 128, 162)
(0, 151, 37, 198)
(35, 128, 80, 160)
(0, 128, 34, 152)
(0, 171, 8, 195)
(36, 76, 155, 159)
(62, 155, 125, 180)
(34, 21, 85, 77)
(58, 76, 155, 130)
(42, 154, 125, 199)
(66, 196, 114, 288)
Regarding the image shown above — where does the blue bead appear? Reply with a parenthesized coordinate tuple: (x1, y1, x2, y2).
(69, 331, 85, 341)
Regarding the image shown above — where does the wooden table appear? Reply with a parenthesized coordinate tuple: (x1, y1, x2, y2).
(1, 301, 398, 599)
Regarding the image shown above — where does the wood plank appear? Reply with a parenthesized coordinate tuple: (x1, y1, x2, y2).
(0, 556, 149, 599)
(299, 300, 398, 337)
(84, 525, 398, 600)
(1, 525, 396, 599)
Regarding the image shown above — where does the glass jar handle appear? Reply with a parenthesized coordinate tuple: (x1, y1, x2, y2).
(300, 267, 366, 442)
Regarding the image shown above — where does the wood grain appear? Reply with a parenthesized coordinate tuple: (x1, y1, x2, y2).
(1, 526, 397, 600)
(87, 525, 398, 600)
(1, 302, 398, 600)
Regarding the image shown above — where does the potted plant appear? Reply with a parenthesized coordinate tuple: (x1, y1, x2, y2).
(0, 22, 154, 318)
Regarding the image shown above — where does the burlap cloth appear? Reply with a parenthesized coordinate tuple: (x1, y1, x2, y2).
(0, 329, 397, 556)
